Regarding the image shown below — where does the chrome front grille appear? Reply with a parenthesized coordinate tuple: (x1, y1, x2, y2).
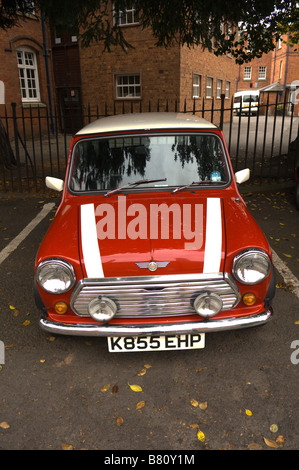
(70, 273, 240, 318)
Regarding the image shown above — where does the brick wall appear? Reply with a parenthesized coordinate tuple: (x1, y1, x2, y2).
(236, 54, 272, 92)
(79, 24, 181, 118)
(180, 45, 236, 123)
(0, 13, 55, 136)
(79, 22, 236, 124)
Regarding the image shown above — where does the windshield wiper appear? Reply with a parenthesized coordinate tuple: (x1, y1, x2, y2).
(172, 180, 224, 193)
(105, 178, 167, 197)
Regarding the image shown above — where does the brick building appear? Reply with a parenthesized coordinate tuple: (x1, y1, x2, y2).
(236, 34, 299, 115)
(76, 10, 236, 126)
(0, 9, 55, 134)
(1, 5, 238, 135)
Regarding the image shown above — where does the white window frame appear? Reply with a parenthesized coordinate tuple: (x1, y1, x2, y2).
(192, 74, 201, 98)
(114, 5, 138, 25)
(216, 79, 222, 98)
(258, 66, 267, 80)
(206, 77, 213, 98)
(17, 47, 40, 102)
(115, 73, 141, 99)
(225, 81, 230, 99)
(244, 66, 252, 80)
(279, 61, 283, 80)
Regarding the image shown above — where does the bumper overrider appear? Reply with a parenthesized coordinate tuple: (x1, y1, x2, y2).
(39, 308, 273, 336)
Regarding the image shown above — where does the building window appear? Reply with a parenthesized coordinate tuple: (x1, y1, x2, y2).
(114, 5, 138, 25)
(115, 73, 141, 99)
(225, 81, 230, 99)
(193, 74, 201, 98)
(279, 61, 283, 80)
(258, 66, 267, 80)
(244, 66, 252, 80)
(17, 48, 40, 102)
(216, 79, 222, 98)
(206, 77, 213, 98)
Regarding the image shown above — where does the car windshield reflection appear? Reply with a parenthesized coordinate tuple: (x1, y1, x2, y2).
(69, 133, 230, 192)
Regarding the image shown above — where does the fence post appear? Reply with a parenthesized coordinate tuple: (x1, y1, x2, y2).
(220, 94, 225, 129)
(11, 102, 22, 192)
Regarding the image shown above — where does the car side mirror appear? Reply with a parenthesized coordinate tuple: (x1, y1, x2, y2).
(46, 176, 64, 192)
(234, 168, 250, 184)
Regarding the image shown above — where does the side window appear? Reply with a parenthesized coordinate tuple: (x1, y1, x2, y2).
(16, 47, 40, 102)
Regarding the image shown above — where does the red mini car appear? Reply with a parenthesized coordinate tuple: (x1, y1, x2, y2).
(34, 113, 275, 352)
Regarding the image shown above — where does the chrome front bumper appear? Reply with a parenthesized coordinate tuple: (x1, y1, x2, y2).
(39, 308, 273, 337)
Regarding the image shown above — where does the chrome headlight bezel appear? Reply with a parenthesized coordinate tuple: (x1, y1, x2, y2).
(36, 258, 76, 294)
(232, 249, 271, 285)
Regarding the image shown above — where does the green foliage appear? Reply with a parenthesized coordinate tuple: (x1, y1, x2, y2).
(1, 0, 298, 63)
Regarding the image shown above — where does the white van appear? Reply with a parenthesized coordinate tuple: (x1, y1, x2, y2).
(233, 90, 259, 115)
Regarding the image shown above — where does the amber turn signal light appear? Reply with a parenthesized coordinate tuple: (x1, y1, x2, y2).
(242, 293, 256, 306)
(54, 301, 68, 314)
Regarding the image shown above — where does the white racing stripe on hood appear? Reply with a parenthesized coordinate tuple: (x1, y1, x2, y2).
(203, 198, 222, 273)
(81, 203, 104, 278)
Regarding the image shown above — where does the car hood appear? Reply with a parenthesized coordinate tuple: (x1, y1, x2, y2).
(78, 192, 225, 278)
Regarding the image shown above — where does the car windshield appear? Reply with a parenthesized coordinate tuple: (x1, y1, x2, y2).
(69, 133, 229, 192)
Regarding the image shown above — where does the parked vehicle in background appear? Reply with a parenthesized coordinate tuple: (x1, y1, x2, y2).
(234, 90, 260, 115)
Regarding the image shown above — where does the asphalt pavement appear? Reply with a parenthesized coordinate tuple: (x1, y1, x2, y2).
(0, 183, 298, 452)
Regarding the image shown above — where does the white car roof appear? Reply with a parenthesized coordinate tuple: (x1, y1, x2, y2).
(75, 112, 217, 135)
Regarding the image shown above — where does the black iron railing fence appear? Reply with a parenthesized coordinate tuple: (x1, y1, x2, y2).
(0, 94, 298, 192)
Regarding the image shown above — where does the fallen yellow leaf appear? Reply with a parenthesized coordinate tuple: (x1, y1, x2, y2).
(270, 424, 278, 433)
(0, 422, 10, 429)
(136, 401, 145, 411)
(128, 383, 143, 392)
(282, 253, 292, 258)
(100, 384, 110, 392)
(199, 401, 208, 410)
(276, 435, 284, 444)
(9, 305, 15, 310)
(61, 443, 74, 450)
(189, 423, 199, 429)
(116, 416, 124, 426)
(245, 409, 253, 416)
(190, 398, 199, 407)
(22, 320, 30, 327)
(264, 437, 279, 449)
(197, 430, 205, 442)
(247, 442, 263, 450)
(137, 368, 147, 376)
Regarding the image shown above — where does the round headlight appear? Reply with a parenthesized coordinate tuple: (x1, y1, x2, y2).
(193, 293, 223, 318)
(36, 259, 76, 294)
(88, 296, 117, 322)
(233, 249, 271, 285)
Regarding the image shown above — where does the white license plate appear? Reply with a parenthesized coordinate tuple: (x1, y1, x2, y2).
(107, 334, 205, 353)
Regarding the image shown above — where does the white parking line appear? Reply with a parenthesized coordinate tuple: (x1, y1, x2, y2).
(0, 202, 55, 265)
(271, 248, 299, 299)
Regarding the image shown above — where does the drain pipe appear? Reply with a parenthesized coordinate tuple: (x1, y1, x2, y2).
(41, 11, 54, 133)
